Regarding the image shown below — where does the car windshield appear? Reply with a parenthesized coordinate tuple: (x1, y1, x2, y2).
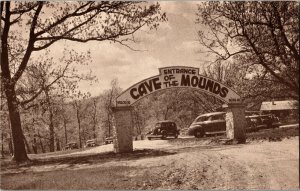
(155, 123, 161, 128)
(211, 114, 225, 120)
(195, 116, 209, 122)
(162, 123, 175, 127)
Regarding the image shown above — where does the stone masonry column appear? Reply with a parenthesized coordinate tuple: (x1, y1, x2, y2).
(225, 103, 246, 143)
(111, 106, 133, 153)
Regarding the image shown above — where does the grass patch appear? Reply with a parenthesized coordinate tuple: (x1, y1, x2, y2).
(168, 126, 299, 146)
(246, 126, 299, 142)
(1, 165, 161, 190)
(1, 149, 175, 173)
(1, 149, 175, 189)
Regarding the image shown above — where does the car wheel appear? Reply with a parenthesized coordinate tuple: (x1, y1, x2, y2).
(194, 130, 204, 138)
(253, 124, 259, 132)
(148, 137, 151, 140)
(161, 131, 167, 140)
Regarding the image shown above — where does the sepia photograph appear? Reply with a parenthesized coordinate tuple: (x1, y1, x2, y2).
(0, 1, 299, 190)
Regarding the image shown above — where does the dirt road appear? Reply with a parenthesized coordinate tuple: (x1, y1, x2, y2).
(132, 137, 299, 190)
(1, 136, 299, 190)
(106, 137, 299, 190)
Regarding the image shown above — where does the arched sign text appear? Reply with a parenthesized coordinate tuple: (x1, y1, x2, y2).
(116, 66, 241, 107)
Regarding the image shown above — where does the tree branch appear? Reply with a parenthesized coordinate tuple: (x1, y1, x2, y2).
(11, 2, 44, 85)
(272, 4, 299, 60)
(34, 2, 117, 37)
(1, 2, 12, 84)
(10, 3, 38, 14)
(242, 27, 297, 92)
(20, 61, 71, 106)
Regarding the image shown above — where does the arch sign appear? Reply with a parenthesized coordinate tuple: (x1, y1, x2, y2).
(116, 66, 241, 107)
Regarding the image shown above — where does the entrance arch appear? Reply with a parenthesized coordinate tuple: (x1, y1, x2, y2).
(116, 66, 241, 107)
(112, 66, 246, 153)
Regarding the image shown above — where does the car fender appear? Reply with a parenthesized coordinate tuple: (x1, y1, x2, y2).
(188, 125, 203, 135)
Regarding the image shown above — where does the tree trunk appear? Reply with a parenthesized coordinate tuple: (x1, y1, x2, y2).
(48, 116, 55, 152)
(8, 138, 13, 156)
(5, 85, 29, 162)
(82, 126, 86, 143)
(45, 90, 55, 152)
(32, 137, 37, 154)
(192, 100, 198, 119)
(93, 124, 96, 139)
(108, 113, 111, 137)
(1, 131, 4, 158)
(63, 119, 68, 144)
(164, 107, 170, 120)
(37, 131, 45, 153)
(56, 138, 60, 151)
(76, 109, 82, 148)
(23, 135, 31, 154)
(92, 99, 97, 139)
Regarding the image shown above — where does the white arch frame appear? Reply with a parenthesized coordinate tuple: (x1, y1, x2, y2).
(116, 66, 241, 106)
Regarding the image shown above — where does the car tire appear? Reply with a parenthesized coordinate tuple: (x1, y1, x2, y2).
(194, 130, 204, 138)
(148, 137, 151, 140)
(161, 131, 167, 140)
(253, 124, 259, 132)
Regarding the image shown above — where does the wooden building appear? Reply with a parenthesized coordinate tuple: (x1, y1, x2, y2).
(260, 100, 298, 124)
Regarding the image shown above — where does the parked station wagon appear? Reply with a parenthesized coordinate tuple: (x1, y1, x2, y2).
(188, 112, 226, 138)
(188, 112, 280, 138)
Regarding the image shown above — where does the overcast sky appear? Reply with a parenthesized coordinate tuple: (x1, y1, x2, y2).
(49, 1, 209, 97)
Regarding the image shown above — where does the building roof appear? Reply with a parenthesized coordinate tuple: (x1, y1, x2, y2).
(260, 100, 298, 111)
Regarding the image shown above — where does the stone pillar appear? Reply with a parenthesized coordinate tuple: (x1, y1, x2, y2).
(112, 106, 133, 153)
(225, 103, 246, 143)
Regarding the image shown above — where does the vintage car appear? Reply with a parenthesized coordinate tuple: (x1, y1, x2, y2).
(188, 112, 281, 138)
(85, 139, 97, 147)
(246, 114, 281, 131)
(188, 112, 226, 138)
(104, 137, 113, 144)
(147, 121, 180, 140)
(65, 142, 79, 150)
(260, 114, 281, 128)
(245, 115, 266, 132)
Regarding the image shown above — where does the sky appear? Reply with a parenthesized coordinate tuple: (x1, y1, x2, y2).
(48, 1, 210, 97)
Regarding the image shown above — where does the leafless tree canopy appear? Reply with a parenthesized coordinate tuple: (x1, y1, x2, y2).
(197, 1, 299, 98)
(1, 1, 166, 162)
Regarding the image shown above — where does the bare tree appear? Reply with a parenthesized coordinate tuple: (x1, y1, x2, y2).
(59, 98, 72, 146)
(90, 98, 98, 139)
(0, 1, 166, 162)
(196, 1, 299, 99)
(103, 79, 121, 137)
(72, 92, 90, 148)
